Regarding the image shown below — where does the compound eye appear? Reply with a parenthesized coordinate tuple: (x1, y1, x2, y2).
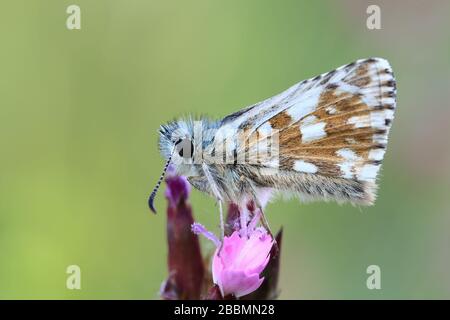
(175, 138, 194, 159)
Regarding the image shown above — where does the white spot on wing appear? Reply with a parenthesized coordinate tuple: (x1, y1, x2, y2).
(368, 149, 385, 161)
(338, 162, 354, 179)
(382, 97, 396, 105)
(334, 82, 359, 95)
(293, 160, 318, 173)
(359, 94, 379, 108)
(300, 122, 326, 143)
(348, 115, 371, 128)
(384, 109, 395, 121)
(336, 148, 362, 179)
(373, 134, 387, 144)
(336, 148, 361, 161)
(374, 58, 391, 71)
(285, 87, 321, 122)
(370, 111, 387, 129)
(357, 164, 380, 182)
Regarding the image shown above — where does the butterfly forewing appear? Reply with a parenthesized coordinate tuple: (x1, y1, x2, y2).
(230, 58, 396, 204)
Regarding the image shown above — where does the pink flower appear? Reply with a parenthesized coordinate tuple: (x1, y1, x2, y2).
(213, 231, 273, 297)
(156, 168, 282, 300)
(192, 211, 274, 298)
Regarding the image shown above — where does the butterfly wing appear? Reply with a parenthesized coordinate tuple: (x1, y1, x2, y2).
(234, 58, 397, 205)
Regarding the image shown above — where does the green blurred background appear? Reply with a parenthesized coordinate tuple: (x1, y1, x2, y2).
(1, 0, 450, 299)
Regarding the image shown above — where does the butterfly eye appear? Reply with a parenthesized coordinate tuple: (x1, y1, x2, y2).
(175, 138, 194, 159)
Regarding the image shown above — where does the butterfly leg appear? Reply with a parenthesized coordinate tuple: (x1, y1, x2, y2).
(259, 207, 279, 252)
(201, 162, 225, 238)
(258, 207, 272, 236)
(218, 200, 224, 239)
(251, 191, 274, 238)
(239, 205, 249, 237)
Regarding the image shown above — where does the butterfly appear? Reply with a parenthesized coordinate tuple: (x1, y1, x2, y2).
(149, 57, 397, 225)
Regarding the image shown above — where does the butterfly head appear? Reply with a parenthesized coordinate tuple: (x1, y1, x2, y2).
(158, 119, 196, 169)
(159, 117, 219, 166)
(148, 119, 197, 213)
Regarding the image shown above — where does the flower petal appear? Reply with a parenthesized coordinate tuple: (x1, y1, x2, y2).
(212, 247, 223, 292)
(242, 228, 283, 300)
(232, 234, 273, 270)
(219, 231, 245, 266)
(220, 269, 265, 298)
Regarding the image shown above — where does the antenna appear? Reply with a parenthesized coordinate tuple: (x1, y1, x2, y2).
(148, 149, 175, 214)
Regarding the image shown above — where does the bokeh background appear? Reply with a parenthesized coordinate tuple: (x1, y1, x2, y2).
(1, 0, 450, 299)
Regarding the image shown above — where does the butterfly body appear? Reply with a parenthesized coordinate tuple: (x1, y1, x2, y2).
(154, 58, 396, 211)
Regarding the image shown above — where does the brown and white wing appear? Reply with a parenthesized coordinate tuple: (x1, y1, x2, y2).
(241, 58, 397, 205)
